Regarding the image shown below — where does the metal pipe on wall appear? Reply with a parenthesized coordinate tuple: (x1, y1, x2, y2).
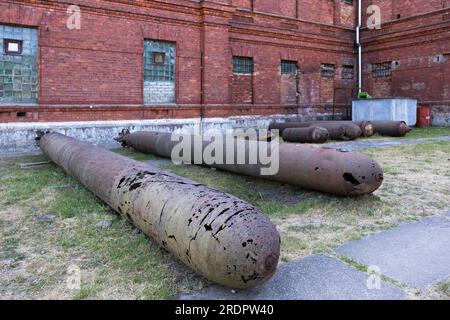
(357, 0, 363, 94)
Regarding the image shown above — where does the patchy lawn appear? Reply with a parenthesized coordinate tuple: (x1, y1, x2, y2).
(363, 126, 450, 140)
(1, 134, 449, 300)
(0, 154, 203, 300)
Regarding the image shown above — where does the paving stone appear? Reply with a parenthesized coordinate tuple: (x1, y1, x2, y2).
(179, 255, 405, 300)
(336, 215, 450, 288)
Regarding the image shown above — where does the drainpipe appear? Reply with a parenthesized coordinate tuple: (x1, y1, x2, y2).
(357, 0, 362, 94)
(200, 17, 205, 136)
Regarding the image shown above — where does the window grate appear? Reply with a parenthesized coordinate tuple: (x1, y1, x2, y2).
(233, 56, 253, 74)
(281, 60, 297, 75)
(372, 62, 392, 78)
(321, 63, 335, 79)
(342, 65, 354, 80)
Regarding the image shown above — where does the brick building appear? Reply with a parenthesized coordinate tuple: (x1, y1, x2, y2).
(0, 0, 449, 152)
(362, 0, 450, 126)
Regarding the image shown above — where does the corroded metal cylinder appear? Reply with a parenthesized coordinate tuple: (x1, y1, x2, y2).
(119, 131, 384, 197)
(38, 133, 280, 289)
(345, 121, 374, 138)
(305, 121, 374, 137)
(269, 122, 362, 141)
(282, 126, 330, 143)
(371, 121, 412, 137)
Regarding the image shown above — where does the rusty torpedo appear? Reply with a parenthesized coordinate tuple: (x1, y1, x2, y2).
(282, 126, 330, 144)
(302, 121, 374, 137)
(38, 132, 280, 289)
(269, 122, 362, 141)
(371, 121, 412, 137)
(118, 131, 384, 197)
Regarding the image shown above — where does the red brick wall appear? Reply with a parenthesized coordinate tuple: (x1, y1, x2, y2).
(232, 0, 252, 10)
(281, 74, 298, 105)
(231, 75, 253, 104)
(320, 78, 335, 103)
(320, 0, 335, 25)
(363, 0, 448, 23)
(0, 0, 357, 123)
(391, 0, 444, 19)
(254, 0, 280, 15)
(4, 0, 448, 125)
(371, 78, 392, 98)
(279, 0, 297, 19)
(296, 0, 334, 24)
(361, 2, 450, 124)
(338, 1, 356, 27)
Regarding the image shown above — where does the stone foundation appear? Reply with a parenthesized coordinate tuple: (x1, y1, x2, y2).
(0, 113, 344, 155)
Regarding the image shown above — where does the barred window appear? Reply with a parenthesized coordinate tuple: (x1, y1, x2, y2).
(342, 65, 354, 80)
(281, 60, 297, 75)
(233, 56, 253, 74)
(372, 62, 392, 78)
(321, 63, 335, 79)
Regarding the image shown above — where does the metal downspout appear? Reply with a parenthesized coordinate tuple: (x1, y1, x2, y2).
(357, 0, 362, 94)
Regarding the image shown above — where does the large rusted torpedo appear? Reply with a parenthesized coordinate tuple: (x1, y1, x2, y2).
(300, 121, 374, 137)
(269, 121, 363, 140)
(371, 121, 412, 137)
(282, 126, 330, 144)
(118, 131, 384, 197)
(38, 132, 280, 289)
(312, 121, 374, 138)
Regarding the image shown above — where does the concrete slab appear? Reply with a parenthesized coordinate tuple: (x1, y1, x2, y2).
(336, 215, 450, 288)
(179, 255, 405, 300)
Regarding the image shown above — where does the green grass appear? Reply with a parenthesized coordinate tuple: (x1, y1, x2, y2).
(405, 127, 450, 139)
(439, 281, 450, 298)
(363, 127, 450, 141)
(157, 162, 319, 219)
(113, 148, 159, 161)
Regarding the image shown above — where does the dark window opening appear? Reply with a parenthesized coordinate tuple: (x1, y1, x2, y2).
(396, 14, 401, 19)
(343, 0, 354, 5)
(321, 63, 335, 79)
(4, 39, 23, 55)
(233, 56, 253, 74)
(16, 111, 26, 118)
(281, 60, 298, 75)
(153, 52, 165, 65)
(372, 62, 392, 78)
(342, 65, 354, 80)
